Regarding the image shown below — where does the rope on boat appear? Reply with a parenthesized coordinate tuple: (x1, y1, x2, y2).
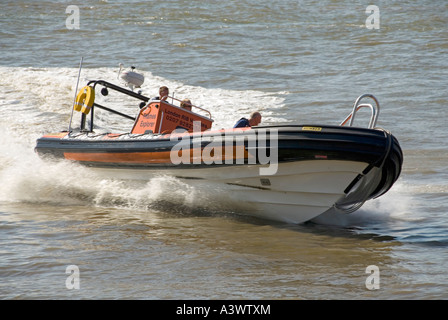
(333, 128, 393, 214)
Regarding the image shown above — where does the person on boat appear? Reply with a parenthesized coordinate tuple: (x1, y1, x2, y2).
(233, 111, 262, 128)
(180, 99, 192, 111)
(152, 86, 169, 101)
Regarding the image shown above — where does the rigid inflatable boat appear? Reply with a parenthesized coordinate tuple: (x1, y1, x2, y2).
(35, 78, 403, 224)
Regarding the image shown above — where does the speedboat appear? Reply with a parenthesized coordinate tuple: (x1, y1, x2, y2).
(35, 76, 403, 224)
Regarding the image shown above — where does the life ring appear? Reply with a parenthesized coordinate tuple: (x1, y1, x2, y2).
(74, 86, 95, 115)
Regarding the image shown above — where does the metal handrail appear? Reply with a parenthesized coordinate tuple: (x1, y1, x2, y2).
(165, 95, 213, 120)
(340, 94, 380, 129)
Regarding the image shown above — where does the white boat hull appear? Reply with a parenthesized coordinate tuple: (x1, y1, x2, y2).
(91, 160, 369, 224)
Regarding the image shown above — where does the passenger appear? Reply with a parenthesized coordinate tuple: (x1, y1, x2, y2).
(152, 86, 169, 101)
(180, 99, 192, 111)
(233, 111, 262, 128)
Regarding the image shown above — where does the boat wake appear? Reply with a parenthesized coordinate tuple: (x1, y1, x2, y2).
(311, 182, 414, 227)
(0, 128, 235, 216)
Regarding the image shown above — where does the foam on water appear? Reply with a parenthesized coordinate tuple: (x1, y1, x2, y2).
(310, 181, 415, 226)
(0, 123, 221, 214)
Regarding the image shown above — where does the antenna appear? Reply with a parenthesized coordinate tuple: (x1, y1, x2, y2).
(68, 57, 84, 135)
(118, 63, 124, 79)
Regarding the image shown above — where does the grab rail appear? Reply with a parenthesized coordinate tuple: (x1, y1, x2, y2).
(166, 95, 213, 120)
(340, 94, 380, 129)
